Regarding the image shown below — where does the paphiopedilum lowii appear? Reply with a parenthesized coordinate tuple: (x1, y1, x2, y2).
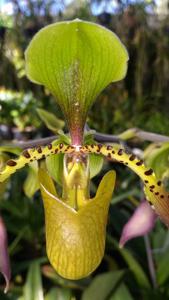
(1, 19, 169, 286)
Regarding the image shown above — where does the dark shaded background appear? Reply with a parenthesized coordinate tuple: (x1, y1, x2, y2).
(0, 1, 169, 299)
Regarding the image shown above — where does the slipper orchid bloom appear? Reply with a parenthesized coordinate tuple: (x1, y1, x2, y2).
(0, 19, 169, 281)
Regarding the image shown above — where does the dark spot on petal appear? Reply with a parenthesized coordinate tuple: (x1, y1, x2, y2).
(144, 180, 149, 183)
(160, 195, 164, 199)
(150, 189, 154, 193)
(7, 160, 17, 166)
(48, 144, 52, 150)
(157, 181, 162, 186)
(37, 147, 42, 153)
(136, 160, 143, 166)
(107, 145, 112, 150)
(155, 192, 159, 196)
(144, 169, 153, 176)
(55, 149, 58, 154)
(150, 185, 155, 189)
(112, 150, 115, 154)
(129, 154, 136, 161)
(97, 144, 102, 152)
(118, 149, 123, 156)
(30, 159, 33, 162)
(42, 154, 45, 159)
(22, 150, 31, 159)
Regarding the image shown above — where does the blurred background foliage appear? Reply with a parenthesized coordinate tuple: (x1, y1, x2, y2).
(1, 0, 169, 299)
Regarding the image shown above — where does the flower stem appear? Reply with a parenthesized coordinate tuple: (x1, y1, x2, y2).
(144, 234, 158, 289)
(2, 128, 169, 149)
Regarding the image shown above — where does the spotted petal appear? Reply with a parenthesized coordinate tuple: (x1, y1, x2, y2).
(80, 144, 169, 227)
(1, 142, 169, 227)
(39, 168, 116, 279)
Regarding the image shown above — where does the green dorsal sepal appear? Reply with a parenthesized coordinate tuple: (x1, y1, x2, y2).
(25, 20, 128, 145)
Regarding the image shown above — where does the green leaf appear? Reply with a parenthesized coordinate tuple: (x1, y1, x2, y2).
(0, 146, 21, 156)
(25, 19, 128, 144)
(46, 153, 64, 185)
(24, 261, 44, 300)
(89, 154, 104, 179)
(144, 142, 169, 179)
(109, 283, 133, 300)
(82, 270, 125, 300)
(45, 288, 71, 300)
(37, 108, 65, 133)
(108, 237, 151, 289)
(23, 161, 39, 198)
(45, 138, 68, 185)
(157, 248, 169, 285)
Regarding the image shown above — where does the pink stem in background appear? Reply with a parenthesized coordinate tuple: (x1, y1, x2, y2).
(0, 217, 11, 293)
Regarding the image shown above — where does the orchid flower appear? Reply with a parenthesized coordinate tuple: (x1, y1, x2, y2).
(0, 19, 169, 281)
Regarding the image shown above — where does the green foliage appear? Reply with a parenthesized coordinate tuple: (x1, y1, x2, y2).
(144, 142, 169, 179)
(82, 270, 125, 300)
(23, 161, 39, 198)
(23, 261, 43, 300)
(37, 108, 65, 134)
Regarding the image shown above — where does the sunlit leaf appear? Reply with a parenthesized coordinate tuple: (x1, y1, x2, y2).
(37, 108, 65, 133)
(25, 19, 128, 144)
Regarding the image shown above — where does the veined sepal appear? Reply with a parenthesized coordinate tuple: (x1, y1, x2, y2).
(39, 168, 116, 279)
(25, 19, 128, 144)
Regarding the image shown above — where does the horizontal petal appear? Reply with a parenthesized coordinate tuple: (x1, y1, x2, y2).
(0, 142, 74, 183)
(80, 144, 169, 227)
(119, 201, 157, 247)
(39, 168, 116, 279)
